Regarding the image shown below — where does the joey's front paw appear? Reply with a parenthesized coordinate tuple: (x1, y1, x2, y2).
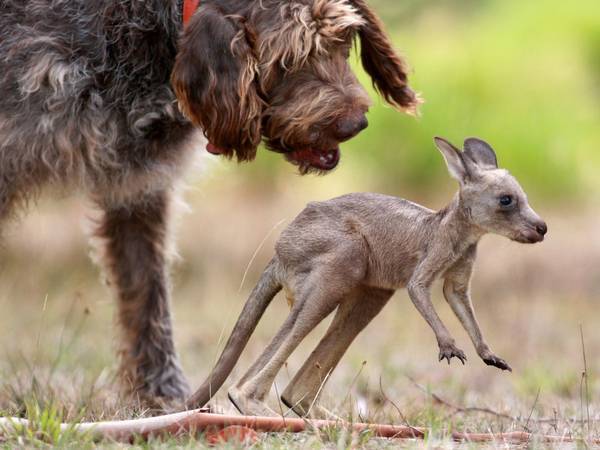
(438, 341, 467, 365)
(481, 352, 512, 372)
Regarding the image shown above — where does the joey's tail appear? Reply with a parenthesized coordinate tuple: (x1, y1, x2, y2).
(186, 258, 282, 409)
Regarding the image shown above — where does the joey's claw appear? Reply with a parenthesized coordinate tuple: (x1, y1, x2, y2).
(483, 355, 512, 372)
(438, 344, 467, 365)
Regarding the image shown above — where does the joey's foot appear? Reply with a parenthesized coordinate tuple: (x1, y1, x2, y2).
(228, 388, 279, 417)
(281, 395, 341, 420)
(481, 352, 512, 372)
(438, 341, 467, 365)
(306, 405, 341, 421)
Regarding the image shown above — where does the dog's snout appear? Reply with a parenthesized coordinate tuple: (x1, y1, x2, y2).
(335, 114, 368, 141)
(536, 221, 547, 236)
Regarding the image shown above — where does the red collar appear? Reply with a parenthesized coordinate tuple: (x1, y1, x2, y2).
(183, 0, 200, 26)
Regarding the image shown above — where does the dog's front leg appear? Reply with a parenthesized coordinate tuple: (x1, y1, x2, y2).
(443, 246, 511, 371)
(407, 261, 466, 365)
(95, 190, 189, 405)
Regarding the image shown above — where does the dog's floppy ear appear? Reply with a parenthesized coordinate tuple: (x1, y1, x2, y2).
(171, 6, 262, 161)
(351, 0, 420, 114)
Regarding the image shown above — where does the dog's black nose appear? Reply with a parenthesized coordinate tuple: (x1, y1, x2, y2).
(536, 222, 547, 236)
(335, 114, 368, 141)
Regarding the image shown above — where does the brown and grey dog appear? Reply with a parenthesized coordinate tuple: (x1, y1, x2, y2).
(187, 137, 547, 417)
(0, 0, 417, 403)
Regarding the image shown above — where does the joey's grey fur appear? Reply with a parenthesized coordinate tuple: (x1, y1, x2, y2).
(187, 137, 547, 417)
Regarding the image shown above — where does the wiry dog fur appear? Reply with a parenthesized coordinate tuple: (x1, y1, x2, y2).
(0, 0, 417, 403)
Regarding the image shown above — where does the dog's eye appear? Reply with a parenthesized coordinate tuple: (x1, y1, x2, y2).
(341, 44, 351, 58)
(499, 195, 513, 207)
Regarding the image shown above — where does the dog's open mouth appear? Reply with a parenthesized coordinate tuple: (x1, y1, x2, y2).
(206, 141, 341, 173)
(286, 147, 340, 172)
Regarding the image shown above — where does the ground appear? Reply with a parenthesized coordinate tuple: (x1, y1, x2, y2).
(0, 165, 597, 448)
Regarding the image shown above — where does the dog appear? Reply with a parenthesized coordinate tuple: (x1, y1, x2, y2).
(187, 137, 547, 417)
(0, 0, 418, 403)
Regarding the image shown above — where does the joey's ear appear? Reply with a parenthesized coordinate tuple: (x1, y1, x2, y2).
(350, 0, 420, 114)
(434, 137, 469, 183)
(171, 6, 263, 161)
(463, 138, 498, 170)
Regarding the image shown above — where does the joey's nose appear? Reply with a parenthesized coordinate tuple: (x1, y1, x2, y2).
(335, 114, 368, 141)
(536, 222, 547, 236)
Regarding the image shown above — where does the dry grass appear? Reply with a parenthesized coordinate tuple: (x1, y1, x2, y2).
(0, 164, 597, 447)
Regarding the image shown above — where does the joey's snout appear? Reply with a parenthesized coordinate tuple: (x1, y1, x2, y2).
(535, 221, 548, 237)
(519, 216, 547, 244)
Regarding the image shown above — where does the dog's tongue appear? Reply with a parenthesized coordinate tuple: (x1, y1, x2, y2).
(206, 142, 227, 155)
(289, 148, 340, 170)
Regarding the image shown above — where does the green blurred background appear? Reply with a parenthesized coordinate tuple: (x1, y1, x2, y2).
(0, 0, 599, 433)
(244, 0, 600, 201)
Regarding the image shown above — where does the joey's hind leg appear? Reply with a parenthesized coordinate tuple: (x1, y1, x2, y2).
(281, 288, 393, 419)
(228, 306, 304, 417)
(95, 190, 189, 405)
(229, 282, 341, 416)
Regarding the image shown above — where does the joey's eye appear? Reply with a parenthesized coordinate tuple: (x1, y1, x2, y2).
(499, 195, 513, 207)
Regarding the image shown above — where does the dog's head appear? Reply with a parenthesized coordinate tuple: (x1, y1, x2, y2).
(172, 0, 419, 173)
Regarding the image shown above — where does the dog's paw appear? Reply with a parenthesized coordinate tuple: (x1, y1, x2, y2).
(129, 363, 191, 410)
(153, 366, 191, 401)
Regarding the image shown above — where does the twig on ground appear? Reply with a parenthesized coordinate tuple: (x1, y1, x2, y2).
(378, 376, 423, 439)
(405, 375, 516, 422)
(406, 374, 597, 426)
(0, 410, 597, 444)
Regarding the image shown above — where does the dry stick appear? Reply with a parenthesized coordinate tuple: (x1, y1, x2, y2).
(0, 411, 597, 444)
(405, 375, 515, 422)
(406, 374, 595, 426)
(209, 218, 287, 403)
(378, 376, 423, 439)
(580, 324, 591, 435)
(524, 387, 541, 432)
(238, 218, 287, 292)
(337, 361, 367, 414)
(272, 381, 288, 425)
(34, 294, 50, 366)
(305, 369, 333, 418)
